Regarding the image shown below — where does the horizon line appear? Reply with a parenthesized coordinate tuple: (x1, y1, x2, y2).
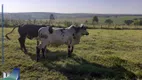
(2, 12, 142, 15)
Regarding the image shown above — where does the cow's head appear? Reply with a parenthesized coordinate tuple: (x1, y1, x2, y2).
(72, 24, 89, 40)
(78, 24, 89, 36)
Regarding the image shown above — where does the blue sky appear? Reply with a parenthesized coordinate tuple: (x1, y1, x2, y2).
(0, 0, 142, 14)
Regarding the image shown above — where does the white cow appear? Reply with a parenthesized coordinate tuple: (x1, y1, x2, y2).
(36, 24, 89, 61)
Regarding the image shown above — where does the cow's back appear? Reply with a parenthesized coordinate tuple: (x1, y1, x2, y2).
(18, 24, 46, 39)
(48, 28, 74, 45)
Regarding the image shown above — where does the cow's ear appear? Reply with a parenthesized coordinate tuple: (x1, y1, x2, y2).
(81, 24, 87, 30)
(48, 26, 53, 34)
(80, 24, 86, 29)
(80, 24, 84, 28)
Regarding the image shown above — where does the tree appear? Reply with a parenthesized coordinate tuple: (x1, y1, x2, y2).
(124, 20, 133, 25)
(105, 19, 113, 25)
(92, 16, 99, 27)
(84, 20, 88, 24)
(133, 18, 138, 20)
(140, 20, 142, 25)
(92, 16, 98, 23)
(133, 19, 142, 26)
(133, 20, 139, 25)
(49, 14, 55, 25)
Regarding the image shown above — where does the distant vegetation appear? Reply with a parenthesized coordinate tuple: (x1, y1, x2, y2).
(105, 19, 113, 25)
(124, 20, 134, 25)
(0, 12, 142, 29)
(92, 16, 99, 27)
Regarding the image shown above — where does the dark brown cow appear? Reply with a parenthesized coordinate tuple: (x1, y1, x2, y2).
(5, 24, 47, 53)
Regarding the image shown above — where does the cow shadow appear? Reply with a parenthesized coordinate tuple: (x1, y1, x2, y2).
(26, 51, 137, 80)
(26, 50, 68, 61)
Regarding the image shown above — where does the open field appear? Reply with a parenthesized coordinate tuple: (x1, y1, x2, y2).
(0, 28, 142, 80)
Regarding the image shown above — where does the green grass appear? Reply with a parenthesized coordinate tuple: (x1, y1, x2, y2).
(0, 28, 142, 80)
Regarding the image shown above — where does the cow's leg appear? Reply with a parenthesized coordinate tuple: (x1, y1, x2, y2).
(42, 46, 46, 59)
(37, 40, 49, 53)
(22, 38, 27, 53)
(36, 39, 48, 62)
(71, 46, 74, 53)
(40, 39, 48, 59)
(18, 37, 23, 50)
(36, 45, 40, 62)
(22, 37, 27, 53)
(18, 37, 27, 53)
(68, 45, 73, 57)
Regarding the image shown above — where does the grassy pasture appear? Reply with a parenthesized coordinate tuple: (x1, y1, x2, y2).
(0, 28, 142, 80)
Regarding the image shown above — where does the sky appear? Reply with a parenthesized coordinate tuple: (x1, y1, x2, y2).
(0, 0, 142, 14)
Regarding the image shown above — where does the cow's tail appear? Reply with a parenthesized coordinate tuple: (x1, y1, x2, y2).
(5, 25, 20, 40)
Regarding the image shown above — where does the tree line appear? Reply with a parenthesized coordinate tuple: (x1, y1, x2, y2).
(90, 16, 142, 26)
(0, 14, 142, 28)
